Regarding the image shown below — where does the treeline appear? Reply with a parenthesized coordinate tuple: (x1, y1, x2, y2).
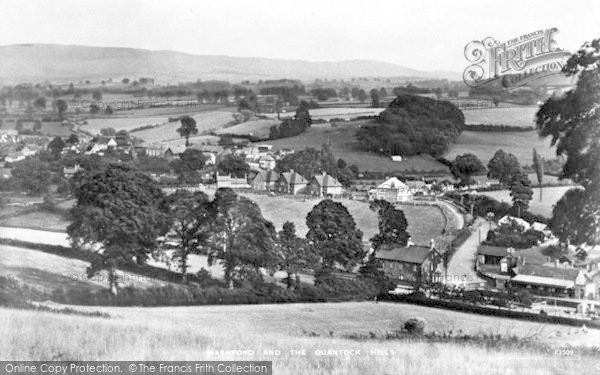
(356, 95, 465, 157)
(268, 100, 316, 140)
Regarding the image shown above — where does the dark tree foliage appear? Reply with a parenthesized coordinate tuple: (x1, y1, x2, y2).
(217, 154, 250, 177)
(368, 199, 410, 250)
(509, 173, 533, 217)
(67, 164, 169, 294)
(356, 95, 464, 157)
(47, 136, 65, 159)
(177, 115, 198, 147)
(536, 38, 600, 245)
(134, 156, 172, 175)
(370, 89, 380, 107)
(487, 149, 522, 186)
(160, 190, 212, 281)
(451, 153, 485, 186)
(207, 188, 278, 287)
(309, 88, 337, 101)
(276, 221, 316, 289)
(306, 199, 364, 273)
(550, 188, 594, 245)
(11, 157, 52, 195)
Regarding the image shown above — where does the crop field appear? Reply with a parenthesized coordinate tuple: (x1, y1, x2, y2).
(133, 111, 234, 143)
(463, 106, 539, 127)
(444, 131, 557, 165)
(258, 121, 450, 174)
(1, 303, 598, 374)
(214, 119, 280, 138)
(482, 185, 576, 218)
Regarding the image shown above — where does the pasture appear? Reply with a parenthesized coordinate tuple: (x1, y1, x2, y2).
(214, 119, 280, 139)
(444, 131, 557, 165)
(83, 115, 170, 134)
(1, 303, 598, 374)
(482, 185, 576, 218)
(133, 111, 234, 143)
(0, 211, 69, 232)
(463, 106, 539, 127)
(267, 107, 385, 121)
(258, 121, 450, 173)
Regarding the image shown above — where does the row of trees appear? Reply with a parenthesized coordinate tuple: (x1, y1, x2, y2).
(67, 163, 405, 294)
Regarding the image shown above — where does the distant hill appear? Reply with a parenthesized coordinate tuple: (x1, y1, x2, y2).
(0, 44, 462, 84)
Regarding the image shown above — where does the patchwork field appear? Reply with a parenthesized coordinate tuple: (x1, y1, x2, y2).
(463, 106, 539, 127)
(133, 111, 235, 143)
(1, 303, 598, 374)
(257, 121, 450, 173)
(444, 131, 557, 165)
(214, 119, 280, 138)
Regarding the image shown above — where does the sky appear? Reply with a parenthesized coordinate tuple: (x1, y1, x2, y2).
(0, 0, 599, 72)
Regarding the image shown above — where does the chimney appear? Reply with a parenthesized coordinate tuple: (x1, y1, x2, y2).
(290, 169, 294, 174)
(430, 239, 435, 250)
(322, 171, 327, 176)
(406, 237, 413, 248)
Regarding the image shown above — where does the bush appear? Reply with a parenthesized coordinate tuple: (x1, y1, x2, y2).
(404, 318, 426, 335)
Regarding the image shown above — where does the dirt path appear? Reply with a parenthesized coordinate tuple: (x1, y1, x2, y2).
(444, 218, 491, 287)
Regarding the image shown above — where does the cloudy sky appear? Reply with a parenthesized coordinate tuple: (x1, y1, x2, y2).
(0, 0, 599, 72)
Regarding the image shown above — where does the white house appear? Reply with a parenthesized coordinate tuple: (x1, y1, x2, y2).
(374, 177, 411, 202)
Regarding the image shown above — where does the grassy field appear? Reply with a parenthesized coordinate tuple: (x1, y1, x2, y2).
(482, 185, 576, 218)
(83, 115, 170, 134)
(0, 211, 70, 231)
(267, 107, 385, 121)
(463, 106, 539, 127)
(1, 303, 597, 374)
(215, 119, 280, 138)
(133, 111, 235, 143)
(444, 131, 557, 165)
(257, 121, 450, 173)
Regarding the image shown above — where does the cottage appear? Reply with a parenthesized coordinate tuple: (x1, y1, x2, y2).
(63, 164, 82, 178)
(376, 240, 443, 285)
(511, 263, 595, 300)
(164, 145, 187, 159)
(249, 169, 279, 191)
(498, 215, 531, 231)
(190, 144, 224, 165)
(374, 177, 411, 202)
(216, 173, 250, 189)
(477, 245, 508, 266)
(306, 173, 344, 197)
(275, 170, 308, 195)
(259, 155, 276, 170)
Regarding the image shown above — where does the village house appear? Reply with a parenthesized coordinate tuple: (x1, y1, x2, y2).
(274, 170, 308, 195)
(190, 144, 224, 165)
(249, 169, 279, 191)
(0, 129, 18, 144)
(259, 155, 276, 170)
(63, 164, 83, 178)
(164, 145, 187, 159)
(376, 240, 444, 286)
(145, 143, 164, 157)
(306, 172, 344, 197)
(372, 177, 411, 202)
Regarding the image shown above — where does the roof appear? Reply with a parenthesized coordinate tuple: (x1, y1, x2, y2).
(312, 173, 342, 188)
(406, 180, 426, 188)
(515, 264, 580, 281)
(511, 274, 575, 289)
(375, 245, 433, 264)
(377, 177, 407, 190)
(253, 169, 279, 183)
(166, 145, 186, 154)
(477, 245, 507, 257)
(280, 171, 307, 185)
(498, 215, 531, 230)
(190, 144, 224, 153)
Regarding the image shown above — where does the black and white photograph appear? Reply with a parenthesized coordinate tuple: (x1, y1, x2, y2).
(0, 1, 599, 374)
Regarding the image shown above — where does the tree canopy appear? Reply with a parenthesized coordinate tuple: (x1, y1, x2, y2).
(451, 153, 485, 186)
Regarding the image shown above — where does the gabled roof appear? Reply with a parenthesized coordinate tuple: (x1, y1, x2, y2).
(312, 173, 342, 188)
(190, 144, 224, 153)
(375, 245, 434, 264)
(377, 177, 407, 190)
(280, 171, 307, 185)
(165, 145, 187, 154)
(253, 169, 279, 183)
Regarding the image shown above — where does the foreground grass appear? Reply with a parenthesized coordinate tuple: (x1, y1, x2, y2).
(2, 303, 597, 375)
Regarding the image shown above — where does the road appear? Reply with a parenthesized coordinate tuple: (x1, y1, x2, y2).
(444, 218, 493, 287)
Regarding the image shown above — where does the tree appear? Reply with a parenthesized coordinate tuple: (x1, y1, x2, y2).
(208, 188, 277, 287)
(451, 153, 485, 186)
(370, 89, 380, 107)
(510, 173, 533, 217)
(100, 127, 116, 137)
(295, 100, 312, 127)
(55, 99, 68, 119)
(160, 190, 212, 281)
(48, 136, 65, 159)
(550, 188, 594, 245)
(368, 199, 410, 250)
(357, 89, 367, 103)
(276, 221, 316, 288)
(217, 154, 249, 177)
(532, 148, 544, 202)
(33, 96, 46, 111)
(92, 90, 102, 101)
(492, 97, 501, 107)
(536, 37, 600, 245)
(105, 105, 113, 115)
(487, 149, 522, 186)
(68, 164, 168, 294)
(89, 103, 100, 115)
(122, 78, 130, 84)
(66, 134, 79, 144)
(177, 115, 198, 146)
(379, 87, 388, 97)
(11, 158, 52, 195)
(306, 199, 364, 275)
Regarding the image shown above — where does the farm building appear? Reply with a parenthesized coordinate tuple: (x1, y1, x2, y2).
(376, 240, 443, 286)
(216, 173, 250, 189)
(164, 145, 187, 159)
(306, 173, 344, 197)
(511, 263, 596, 300)
(373, 177, 411, 202)
(275, 170, 308, 195)
(190, 144, 225, 165)
(249, 169, 279, 191)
